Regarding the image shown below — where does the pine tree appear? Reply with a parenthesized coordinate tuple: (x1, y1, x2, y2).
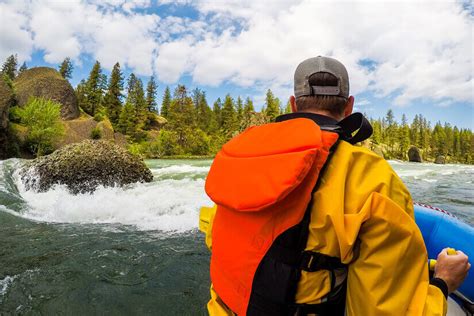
(103, 62, 123, 126)
(1, 54, 18, 81)
(146, 76, 158, 113)
(117, 101, 136, 135)
(221, 94, 237, 136)
(399, 114, 410, 159)
(384, 109, 397, 155)
(80, 61, 105, 116)
(453, 127, 461, 159)
(127, 74, 147, 134)
(432, 122, 447, 156)
(244, 97, 254, 113)
(167, 85, 196, 148)
(410, 115, 420, 147)
(161, 86, 171, 118)
(58, 57, 73, 79)
(264, 89, 279, 121)
(371, 119, 383, 145)
(213, 98, 223, 129)
(194, 90, 212, 132)
(236, 96, 244, 128)
(192, 88, 203, 110)
(18, 62, 27, 74)
(284, 99, 292, 114)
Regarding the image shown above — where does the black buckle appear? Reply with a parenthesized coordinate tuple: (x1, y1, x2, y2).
(299, 251, 346, 272)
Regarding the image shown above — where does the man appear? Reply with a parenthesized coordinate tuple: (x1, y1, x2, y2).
(200, 56, 470, 315)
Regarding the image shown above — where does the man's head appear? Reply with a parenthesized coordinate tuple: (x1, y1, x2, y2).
(291, 56, 354, 120)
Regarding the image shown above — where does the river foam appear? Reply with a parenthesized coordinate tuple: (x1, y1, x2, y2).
(0, 275, 17, 303)
(8, 161, 213, 232)
(2, 159, 473, 230)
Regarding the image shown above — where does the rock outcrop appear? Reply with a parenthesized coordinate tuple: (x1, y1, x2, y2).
(435, 155, 446, 164)
(58, 115, 115, 147)
(20, 140, 153, 194)
(14, 67, 79, 120)
(408, 146, 422, 163)
(371, 145, 385, 158)
(147, 113, 167, 131)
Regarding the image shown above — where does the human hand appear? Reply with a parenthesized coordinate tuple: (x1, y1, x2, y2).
(434, 248, 471, 294)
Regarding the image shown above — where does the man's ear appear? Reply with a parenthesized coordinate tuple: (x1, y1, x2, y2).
(290, 96, 297, 113)
(344, 96, 354, 117)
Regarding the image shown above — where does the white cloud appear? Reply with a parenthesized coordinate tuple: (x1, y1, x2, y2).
(0, 0, 472, 108)
(0, 1, 33, 63)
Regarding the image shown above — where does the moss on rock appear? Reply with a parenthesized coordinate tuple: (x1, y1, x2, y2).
(20, 140, 153, 194)
(14, 67, 79, 120)
(58, 115, 115, 148)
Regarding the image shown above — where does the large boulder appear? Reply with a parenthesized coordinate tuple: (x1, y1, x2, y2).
(57, 115, 115, 148)
(14, 67, 79, 120)
(371, 145, 385, 158)
(147, 113, 167, 131)
(20, 140, 153, 194)
(435, 155, 446, 164)
(408, 146, 422, 162)
(0, 79, 15, 158)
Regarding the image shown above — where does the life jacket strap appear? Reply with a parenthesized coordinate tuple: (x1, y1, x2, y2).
(299, 251, 347, 272)
(289, 276, 347, 316)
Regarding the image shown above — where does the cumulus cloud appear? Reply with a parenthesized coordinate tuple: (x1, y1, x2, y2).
(0, 0, 471, 107)
(0, 1, 33, 63)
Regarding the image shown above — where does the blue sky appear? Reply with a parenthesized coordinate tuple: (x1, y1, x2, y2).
(1, 0, 473, 128)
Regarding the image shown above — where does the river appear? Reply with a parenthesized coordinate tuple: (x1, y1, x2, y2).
(0, 159, 473, 315)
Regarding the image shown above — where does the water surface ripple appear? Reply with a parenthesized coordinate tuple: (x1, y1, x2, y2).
(0, 159, 472, 314)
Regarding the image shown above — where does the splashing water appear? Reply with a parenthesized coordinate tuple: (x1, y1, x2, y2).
(0, 158, 472, 314)
(9, 160, 212, 232)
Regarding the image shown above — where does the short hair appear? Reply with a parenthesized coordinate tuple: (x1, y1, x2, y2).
(295, 72, 348, 116)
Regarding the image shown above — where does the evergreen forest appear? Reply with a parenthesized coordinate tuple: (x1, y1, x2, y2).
(2, 55, 473, 163)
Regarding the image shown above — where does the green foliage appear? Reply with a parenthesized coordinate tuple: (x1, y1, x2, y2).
(18, 62, 28, 74)
(161, 86, 171, 118)
(159, 129, 181, 156)
(283, 100, 292, 114)
(369, 112, 473, 163)
(90, 127, 102, 139)
(1, 54, 18, 81)
(187, 128, 210, 155)
(117, 101, 136, 136)
(78, 61, 106, 116)
(221, 94, 237, 137)
(264, 89, 279, 121)
(116, 73, 148, 141)
(14, 57, 471, 161)
(14, 97, 64, 156)
(93, 107, 106, 122)
(58, 57, 73, 79)
(146, 76, 158, 113)
(103, 62, 123, 126)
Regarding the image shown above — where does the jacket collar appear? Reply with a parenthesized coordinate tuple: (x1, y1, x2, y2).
(276, 112, 339, 127)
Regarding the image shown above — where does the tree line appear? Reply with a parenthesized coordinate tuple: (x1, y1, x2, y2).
(61, 57, 289, 156)
(369, 110, 473, 163)
(1, 54, 473, 163)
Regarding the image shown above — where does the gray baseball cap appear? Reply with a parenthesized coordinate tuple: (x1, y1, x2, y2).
(294, 56, 349, 98)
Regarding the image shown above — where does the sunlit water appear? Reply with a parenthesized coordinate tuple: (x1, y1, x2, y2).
(0, 159, 472, 314)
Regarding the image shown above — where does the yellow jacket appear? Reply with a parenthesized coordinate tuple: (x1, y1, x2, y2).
(200, 140, 447, 316)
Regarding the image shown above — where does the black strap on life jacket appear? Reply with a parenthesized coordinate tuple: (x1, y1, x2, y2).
(246, 114, 373, 316)
(313, 112, 373, 145)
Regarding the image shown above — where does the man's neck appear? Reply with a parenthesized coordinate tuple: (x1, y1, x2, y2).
(296, 109, 343, 121)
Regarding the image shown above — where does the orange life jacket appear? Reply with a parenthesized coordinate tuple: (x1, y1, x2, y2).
(205, 117, 343, 315)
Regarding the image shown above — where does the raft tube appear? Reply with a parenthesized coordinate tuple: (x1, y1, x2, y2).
(414, 203, 474, 306)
